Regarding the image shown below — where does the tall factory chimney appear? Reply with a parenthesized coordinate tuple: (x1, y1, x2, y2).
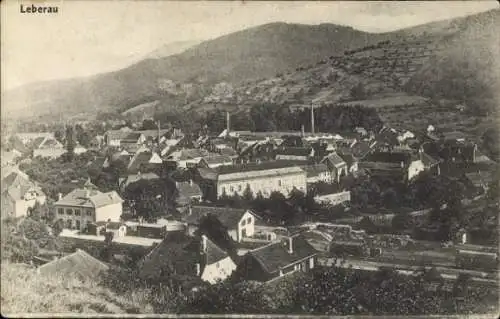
(311, 103, 315, 135)
(226, 111, 231, 138)
(157, 120, 161, 144)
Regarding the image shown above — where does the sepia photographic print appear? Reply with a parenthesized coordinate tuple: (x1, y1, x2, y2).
(1, 0, 499, 317)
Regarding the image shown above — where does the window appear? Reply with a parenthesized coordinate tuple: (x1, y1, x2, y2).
(75, 209, 81, 216)
(57, 208, 64, 215)
(75, 220, 81, 230)
(216, 262, 220, 269)
(230, 186, 234, 192)
(66, 219, 73, 229)
(241, 219, 246, 226)
(221, 187, 226, 194)
(66, 208, 73, 215)
(238, 184, 242, 192)
(309, 257, 314, 269)
(86, 210, 93, 217)
(247, 217, 251, 224)
(278, 180, 282, 186)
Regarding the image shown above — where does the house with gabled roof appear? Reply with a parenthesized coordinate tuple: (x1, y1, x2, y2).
(321, 152, 348, 182)
(1, 171, 46, 219)
(359, 151, 425, 182)
(119, 172, 160, 190)
(127, 149, 163, 174)
(234, 234, 317, 282)
(138, 234, 237, 285)
(183, 205, 259, 243)
(199, 154, 234, 169)
(166, 148, 209, 169)
(54, 180, 123, 231)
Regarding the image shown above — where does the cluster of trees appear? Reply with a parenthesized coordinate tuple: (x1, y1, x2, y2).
(122, 178, 178, 221)
(153, 103, 382, 136)
(179, 266, 498, 315)
(1, 217, 63, 263)
(19, 151, 105, 200)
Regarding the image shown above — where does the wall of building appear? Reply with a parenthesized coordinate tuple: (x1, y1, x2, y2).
(315, 191, 351, 206)
(217, 172, 307, 198)
(408, 160, 425, 180)
(236, 211, 256, 242)
(55, 205, 96, 230)
(95, 203, 123, 223)
(201, 256, 237, 284)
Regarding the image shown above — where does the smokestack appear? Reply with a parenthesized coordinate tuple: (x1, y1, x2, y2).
(226, 112, 230, 137)
(157, 120, 161, 144)
(311, 103, 315, 135)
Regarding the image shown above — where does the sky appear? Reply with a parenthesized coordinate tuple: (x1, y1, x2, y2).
(1, 0, 498, 91)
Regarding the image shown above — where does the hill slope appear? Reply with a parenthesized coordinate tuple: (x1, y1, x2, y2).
(2, 23, 390, 120)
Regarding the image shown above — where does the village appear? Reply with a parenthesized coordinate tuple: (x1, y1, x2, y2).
(1, 104, 498, 300)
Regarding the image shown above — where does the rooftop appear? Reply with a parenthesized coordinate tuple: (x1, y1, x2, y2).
(37, 249, 109, 280)
(55, 187, 123, 208)
(184, 206, 253, 229)
(249, 235, 317, 274)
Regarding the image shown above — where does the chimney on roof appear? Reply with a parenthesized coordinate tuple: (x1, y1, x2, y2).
(287, 236, 293, 254)
(189, 179, 194, 186)
(58, 193, 62, 201)
(85, 189, 90, 199)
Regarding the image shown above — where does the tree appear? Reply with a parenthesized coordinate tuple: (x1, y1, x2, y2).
(52, 219, 64, 237)
(242, 184, 254, 201)
(65, 125, 75, 161)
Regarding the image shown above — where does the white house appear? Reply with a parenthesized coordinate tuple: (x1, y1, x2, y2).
(53, 180, 123, 231)
(1, 171, 46, 219)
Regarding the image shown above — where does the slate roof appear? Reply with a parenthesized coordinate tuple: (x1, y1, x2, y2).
(249, 235, 317, 274)
(184, 206, 252, 229)
(105, 130, 132, 141)
(55, 188, 123, 208)
(37, 249, 109, 280)
(2, 171, 31, 189)
(128, 151, 162, 173)
(120, 172, 160, 188)
(197, 167, 218, 180)
(276, 147, 311, 157)
(139, 234, 230, 280)
(323, 152, 347, 168)
(202, 155, 233, 165)
(362, 151, 417, 165)
(302, 163, 329, 178)
(216, 160, 305, 176)
(169, 148, 209, 161)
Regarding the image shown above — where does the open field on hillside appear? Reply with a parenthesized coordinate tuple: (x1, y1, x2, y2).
(0, 262, 154, 315)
